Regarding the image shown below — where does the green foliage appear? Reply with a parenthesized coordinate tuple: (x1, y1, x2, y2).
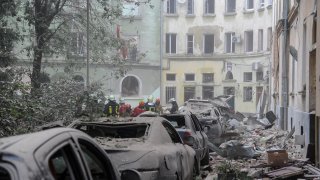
(216, 160, 241, 176)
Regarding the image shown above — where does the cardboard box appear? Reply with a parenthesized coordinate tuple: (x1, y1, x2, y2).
(267, 150, 288, 167)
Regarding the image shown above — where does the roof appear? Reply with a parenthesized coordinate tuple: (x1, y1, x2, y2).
(0, 128, 79, 153)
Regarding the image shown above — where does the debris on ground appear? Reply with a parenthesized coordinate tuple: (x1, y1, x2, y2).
(201, 111, 319, 180)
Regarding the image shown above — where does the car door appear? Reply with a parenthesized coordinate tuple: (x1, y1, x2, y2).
(72, 134, 119, 180)
(162, 121, 192, 180)
(190, 114, 208, 157)
(34, 133, 86, 180)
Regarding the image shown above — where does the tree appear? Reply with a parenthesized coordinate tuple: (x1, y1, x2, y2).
(0, 0, 19, 68)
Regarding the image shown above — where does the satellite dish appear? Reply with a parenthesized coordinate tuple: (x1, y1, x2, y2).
(177, 0, 186, 4)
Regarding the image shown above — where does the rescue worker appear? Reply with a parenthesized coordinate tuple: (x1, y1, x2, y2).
(103, 95, 119, 117)
(144, 95, 156, 112)
(119, 97, 132, 117)
(155, 97, 163, 114)
(131, 101, 146, 117)
(168, 98, 178, 114)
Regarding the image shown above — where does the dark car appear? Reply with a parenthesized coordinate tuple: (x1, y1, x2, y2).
(0, 128, 139, 180)
(70, 117, 197, 180)
(160, 111, 210, 166)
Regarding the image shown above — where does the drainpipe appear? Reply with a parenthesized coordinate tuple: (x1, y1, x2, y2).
(280, 0, 289, 130)
(160, 0, 164, 101)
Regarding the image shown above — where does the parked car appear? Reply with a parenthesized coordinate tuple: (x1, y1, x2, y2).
(0, 128, 139, 180)
(70, 117, 197, 180)
(160, 111, 210, 166)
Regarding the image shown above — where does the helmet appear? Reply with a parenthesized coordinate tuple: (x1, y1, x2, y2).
(139, 101, 145, 107)
(109, 95, 115, 101)
(168, 98, 176, 103)
(119, 97, 125, 104)
(155, 97, 160, 104)
(147, 95, 154, 103)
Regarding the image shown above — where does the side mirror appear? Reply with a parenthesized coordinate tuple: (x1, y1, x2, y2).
(121, 169, 141, 180)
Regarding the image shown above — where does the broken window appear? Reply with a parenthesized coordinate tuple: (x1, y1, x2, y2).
(203, 73, 214, 83)
(258, 29, 263, 51)
(167, 0, 176, 14)
(243, 87, 252, 101)
(166, 73, 176, 81)
(122, 2, 139, 16)
(244, 30, 253, 52)
(166, 33, 177, 54)
(184, 86, 195, 101)
(185, 73, 195, 81)
(187, 0, 194, 15)
(203, 86, 214, 100)
(256, 71, 264, 81)
(187, 34, 194, 54)
(204, 0, 215, 14)
(267, 27, 272, 50)
(121, 76, 139, 97)
(244, 72, 252, 82)
(123, 36, 139, 61)
(166, 86, 176, 103)
(245, 0, 254, 10)
(225, 0, 236, 13)
(70, 32, 85, 56)
(204, 34, 214, 54)
(225, 32, 235, 53)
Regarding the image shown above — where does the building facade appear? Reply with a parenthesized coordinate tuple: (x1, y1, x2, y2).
(161, 0, 273, 114)
(14, 0, 161, 106)
(271, 0, 319, 164)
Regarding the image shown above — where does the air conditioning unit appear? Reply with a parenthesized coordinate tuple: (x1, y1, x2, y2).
(232, 36, 241, 43)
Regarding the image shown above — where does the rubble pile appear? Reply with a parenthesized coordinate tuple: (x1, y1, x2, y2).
(203, 115, 317, 180)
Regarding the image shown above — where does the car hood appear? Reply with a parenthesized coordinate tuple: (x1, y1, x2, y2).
(95, 137, 159, 170)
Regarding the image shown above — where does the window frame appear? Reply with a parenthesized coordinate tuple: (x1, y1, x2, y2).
(165, 86, 176, 103)
(166, 33, 177, 54)
(202, 86, 214, 100)
(225, 32, 235, 53)
(187, 0, 194, 15)
(225, 0, 236, 13)
(245, 0, 254, 10)
(244, 30, 253, 52)
(187, 34, 194, 54)
(162, 121, 183, 144)
(243, 86, 253, 102)
(243, 72, 253, 82)
(256, 71, 264, 81)
(185, 73, 195, 81)
(204, 0, 215, 15)
(203, 34, 215, 54)
(167, 0, 177, 14)
(184, 86, 196, 102)
(202, 73, 214, 83)
(258, 29, 264, 51)
(166, 73, 176, 81)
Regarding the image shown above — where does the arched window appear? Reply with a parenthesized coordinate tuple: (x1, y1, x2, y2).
(225, 71, 233, 80)
(121, 76, 139, 97)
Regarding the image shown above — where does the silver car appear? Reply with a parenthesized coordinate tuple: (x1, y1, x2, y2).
(70, 117, 197, 180)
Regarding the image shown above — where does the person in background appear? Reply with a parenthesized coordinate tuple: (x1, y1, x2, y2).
(119, 97, 132, 117)
(103, 95, 119, 117)
(155, 97, 163, 114)
(144, 95, 156, 112)
(168, 98, 178, 114)
(131, 101, 146, 117)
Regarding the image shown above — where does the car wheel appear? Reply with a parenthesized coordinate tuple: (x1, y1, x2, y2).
(200, 149, 210, 166)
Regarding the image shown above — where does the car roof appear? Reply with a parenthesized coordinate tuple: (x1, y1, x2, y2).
(0, 128, 80, 153)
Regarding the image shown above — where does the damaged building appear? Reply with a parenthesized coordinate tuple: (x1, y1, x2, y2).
(271, 0, 320, 165)
(161, 0, 273, 115)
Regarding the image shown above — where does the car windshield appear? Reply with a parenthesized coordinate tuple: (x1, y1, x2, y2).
(75, 123, 148, 139)
(162, 116, 186, 129)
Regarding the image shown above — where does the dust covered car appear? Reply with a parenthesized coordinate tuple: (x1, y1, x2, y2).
(0, 128, 139, 180)
(70, 117, 197, 180)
